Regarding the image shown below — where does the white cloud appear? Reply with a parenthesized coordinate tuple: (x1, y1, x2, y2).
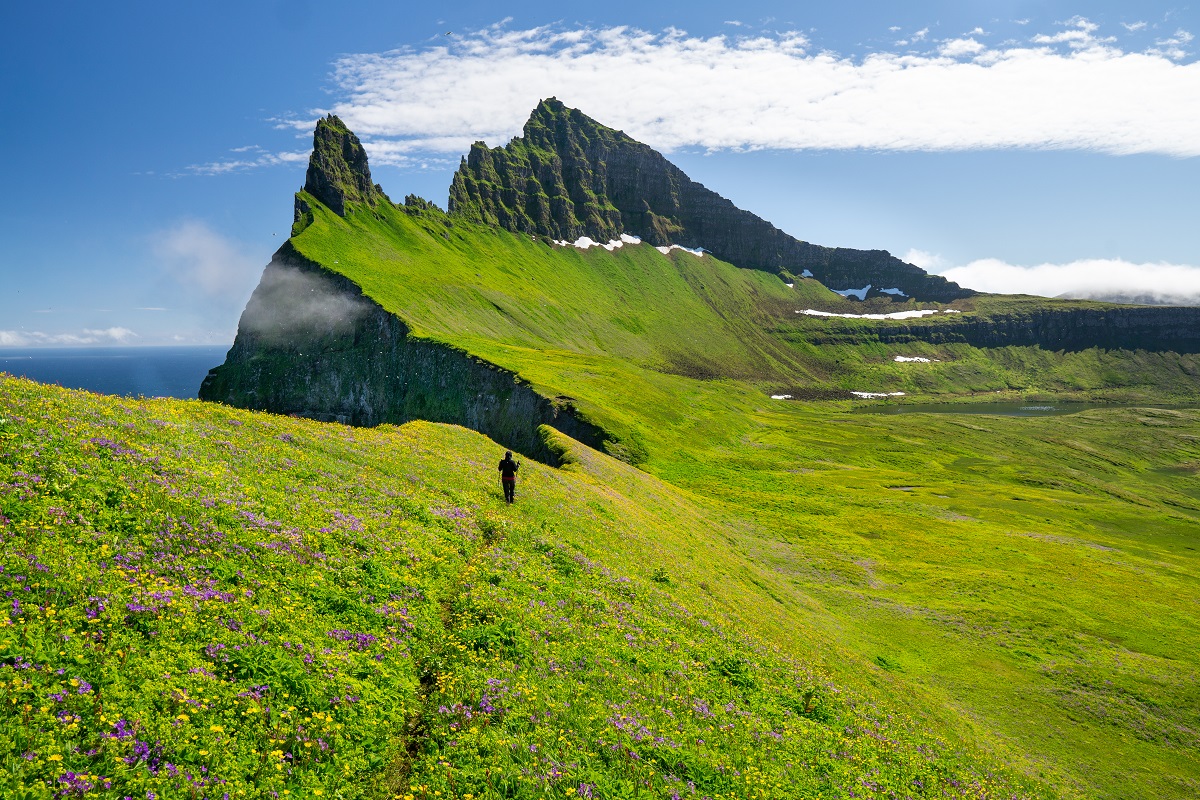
(0, 328, 138, 347)
(1032, 16, 1105, 47)
(152, 220, 262, 301)
(939, 37, 986, 57)
(295, 19, 1200, 163)
(901, 249, 950, 271)
(186, 146, 310, 176)
(928, 256, 1200, 305)
(1122, 21, 1148, 33)
(1151, 29, 1195, 61)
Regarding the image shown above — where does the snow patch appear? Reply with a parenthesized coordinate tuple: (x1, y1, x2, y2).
(833, 284, 871, 300)
(894, 356, 936, 363)
(785, 283, 794, 288)
(797, 309, 942, 320)
(879, 287, 908, 297)
(655, 244, 705, 257)
(800, 269, 814, 278)
(555, 234, 643, 251)
(851, 391, 906, 399)
(770, 394, 793, 400)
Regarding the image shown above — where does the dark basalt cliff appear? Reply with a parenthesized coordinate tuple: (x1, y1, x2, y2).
(201, 118, 606, 463)
(199, 243, 605, 463)
(449, 98, 972, 303)
(808, 304, 1200, 353)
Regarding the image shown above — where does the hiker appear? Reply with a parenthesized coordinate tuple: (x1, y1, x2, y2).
(498, 450, 520, 504)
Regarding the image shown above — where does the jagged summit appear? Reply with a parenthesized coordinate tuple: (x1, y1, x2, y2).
(449, 99, 973, 302)
(301, 114, 388, 217)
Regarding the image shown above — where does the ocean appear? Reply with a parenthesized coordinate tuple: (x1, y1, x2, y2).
(0, 345, 230, 399)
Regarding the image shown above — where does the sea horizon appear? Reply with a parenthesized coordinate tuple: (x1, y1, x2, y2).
(0, 344, 231, 400)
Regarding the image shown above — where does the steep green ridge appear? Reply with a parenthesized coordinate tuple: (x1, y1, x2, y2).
(1, 377, 1060, 799)
(193, 116, 1200, 798)
(449, 98, 973, 302)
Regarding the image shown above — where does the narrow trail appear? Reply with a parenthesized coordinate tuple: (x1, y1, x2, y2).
(381, 508, 510, 798)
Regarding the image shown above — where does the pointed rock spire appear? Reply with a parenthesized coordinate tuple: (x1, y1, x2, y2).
(303, 114, 385, 216)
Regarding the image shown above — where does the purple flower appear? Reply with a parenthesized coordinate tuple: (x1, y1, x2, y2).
(326, 630, 376, 650)
(107, 720, 134, 739)
(77, 680, 92, 695)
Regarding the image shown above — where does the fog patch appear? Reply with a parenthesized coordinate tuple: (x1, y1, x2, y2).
(237, 263, 374, 344)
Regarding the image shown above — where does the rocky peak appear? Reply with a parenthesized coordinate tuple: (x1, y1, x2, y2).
(448, 99, 972, 302)
(302, 114, 386, 216)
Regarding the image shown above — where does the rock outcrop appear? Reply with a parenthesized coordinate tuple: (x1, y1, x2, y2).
(199, 243, 607, 463)
(449, 98, 972, 303)
(806, 304, 1200, 353)
(301, 114, 388, 217)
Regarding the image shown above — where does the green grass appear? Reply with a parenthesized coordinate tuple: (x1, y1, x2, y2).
(7, 190, 1200, 798)
(0, 378, 1058, 799)
(278, 197, 1200, 799)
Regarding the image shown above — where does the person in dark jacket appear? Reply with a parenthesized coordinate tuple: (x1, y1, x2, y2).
(498, 450, 520, 504)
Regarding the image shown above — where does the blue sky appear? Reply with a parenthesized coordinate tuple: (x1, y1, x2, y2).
(2, 1, 1198, 346)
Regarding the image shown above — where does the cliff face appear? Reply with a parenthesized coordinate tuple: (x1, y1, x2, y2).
(808, 305, 1200, 353)
(199, 243, 606, 463)
(449, 98, 972, 303)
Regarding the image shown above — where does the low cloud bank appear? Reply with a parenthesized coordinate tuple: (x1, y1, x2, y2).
(0, 328, 137, 347)
(907, 250, 1200, 305)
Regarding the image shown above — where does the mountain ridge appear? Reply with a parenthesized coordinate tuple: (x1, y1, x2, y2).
(448, 98, 973, 302)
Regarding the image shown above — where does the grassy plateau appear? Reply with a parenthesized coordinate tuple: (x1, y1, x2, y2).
(3, 190, 1199, 799)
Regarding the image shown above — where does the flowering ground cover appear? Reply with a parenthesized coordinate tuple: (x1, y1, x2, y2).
(0, 375, 1055, 799)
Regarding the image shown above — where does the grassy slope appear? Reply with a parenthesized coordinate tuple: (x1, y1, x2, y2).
(285, 199, 1200, 799)
(0, 378, 1054, 800)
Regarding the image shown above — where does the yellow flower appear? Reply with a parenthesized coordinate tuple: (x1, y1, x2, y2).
(48, 754, 63, 762)
(210, 725, 224, 733)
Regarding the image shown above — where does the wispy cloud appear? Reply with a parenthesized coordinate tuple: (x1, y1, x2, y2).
(911, 251, 1200, 305)
(0, 327, 138, 347)
(282, 17, 1199, 165)
(185, 145, 310, 176)
(152, 220, 262, 301)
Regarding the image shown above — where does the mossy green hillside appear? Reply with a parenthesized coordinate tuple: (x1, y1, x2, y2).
(1, 377, 1061, 799)
(274, 192, 1200, 799)
(290, 194, 828, 385)
(287, 193, 1200, 457)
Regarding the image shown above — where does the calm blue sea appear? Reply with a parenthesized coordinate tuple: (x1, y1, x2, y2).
(0, 346, 230, 399)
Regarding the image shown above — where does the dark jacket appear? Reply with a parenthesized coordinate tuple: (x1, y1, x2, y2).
(498, 456, 519, 479)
